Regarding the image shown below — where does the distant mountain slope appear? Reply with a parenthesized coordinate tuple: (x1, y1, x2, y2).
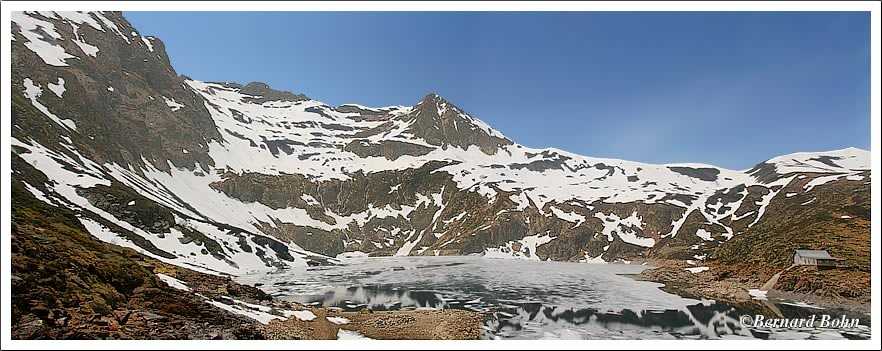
(714, 169, 870, 271)
(11, 11, 871, 276)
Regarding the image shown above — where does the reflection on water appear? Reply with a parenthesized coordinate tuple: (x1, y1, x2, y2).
(239, 256, 870, 340)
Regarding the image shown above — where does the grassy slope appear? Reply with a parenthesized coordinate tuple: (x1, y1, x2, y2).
(711, 172, 870, 300)
(10, 156, 261, 339)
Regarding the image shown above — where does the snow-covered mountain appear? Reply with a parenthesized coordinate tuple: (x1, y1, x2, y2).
(10, 11, 871, 276)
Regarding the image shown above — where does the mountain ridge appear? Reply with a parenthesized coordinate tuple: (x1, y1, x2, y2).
(196, 76, 869, 174)
(10, 11, 870, 279)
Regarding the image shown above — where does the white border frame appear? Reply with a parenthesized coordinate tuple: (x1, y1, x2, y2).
(1, 1, 879, 350)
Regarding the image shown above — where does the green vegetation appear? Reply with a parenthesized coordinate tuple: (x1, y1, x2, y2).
(10, 178, 159, 324)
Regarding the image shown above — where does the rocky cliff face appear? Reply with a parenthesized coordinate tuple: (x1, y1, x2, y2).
(11, 11, 219, 172)
(11, 11, 871, 277)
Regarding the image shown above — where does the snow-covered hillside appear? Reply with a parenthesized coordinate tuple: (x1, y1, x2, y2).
(10, 11, 872, 276)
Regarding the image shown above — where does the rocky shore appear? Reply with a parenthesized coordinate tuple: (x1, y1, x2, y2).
(638, 260, 870, 315)
(14, 254, 486, 340)
(259, 309, 484, 340)
(10, 183, 484, 340)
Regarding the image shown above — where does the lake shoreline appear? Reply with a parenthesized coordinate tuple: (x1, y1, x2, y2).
(165, 261, 487, 340)
(11, 253, 486, 340)
(635, 259, 871, 317)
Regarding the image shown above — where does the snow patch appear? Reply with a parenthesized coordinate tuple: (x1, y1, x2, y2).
(11, 12, 77, 66)
(301, 194, 319, 206)
(163, 96, 185, 111)
(748, 289, 768, 300)
(549, 206, 586, 228)
(22, 78, 77, 131)
(766, 148, 870, 175)
(804, 174, 846, 192)
(326, 316, 350, 325)
(337, 329, 372, 340)
(694, 229, 714, 242)
(23, 183, 52, 204)
(141, 36, 155, 52)
(204, 296, 281, 324)
(156, 273, 191, 292)
(47, 77, 66, 97)
(731, 211, 754, 221)
(284, 310, 317, 321)
(594, 212, 654, 247)
(749, 176, 794, 228)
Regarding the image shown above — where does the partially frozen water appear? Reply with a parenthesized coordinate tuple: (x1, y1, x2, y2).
(239, 256, 870, 340)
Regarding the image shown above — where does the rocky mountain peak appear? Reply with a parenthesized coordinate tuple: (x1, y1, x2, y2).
(412, 93, 461, 117)
(398, 93, 513, 155)
(416, 92, 446, 105)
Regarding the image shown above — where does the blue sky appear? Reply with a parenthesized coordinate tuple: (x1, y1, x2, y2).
(126, 11, 870, 170)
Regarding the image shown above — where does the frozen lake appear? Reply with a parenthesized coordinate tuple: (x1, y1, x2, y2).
(238, 256, 870, 340)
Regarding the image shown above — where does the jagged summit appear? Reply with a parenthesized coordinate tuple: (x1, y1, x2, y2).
(396, 92, 512, 155)
(416, 92, 446, 103)
(412, 92, 459, 113)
